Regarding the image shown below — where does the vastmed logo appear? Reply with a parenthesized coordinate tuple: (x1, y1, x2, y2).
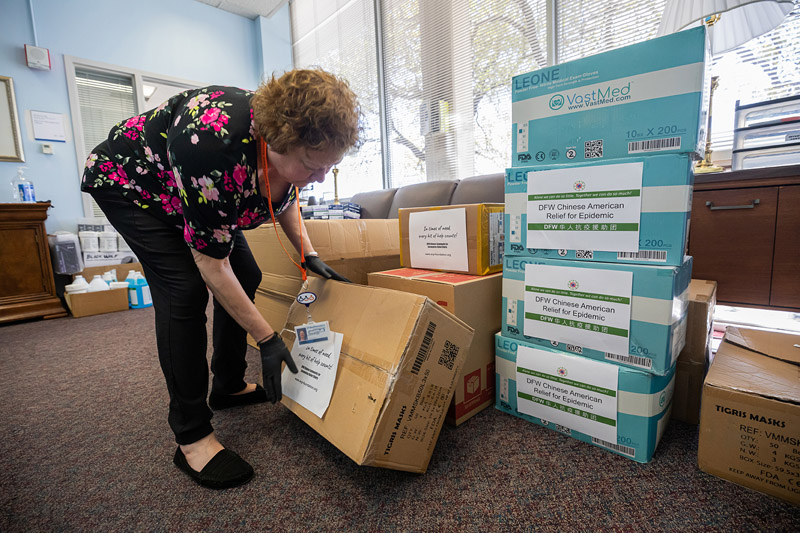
(565, 82, 632, 109)
(549, 94, 564, 110)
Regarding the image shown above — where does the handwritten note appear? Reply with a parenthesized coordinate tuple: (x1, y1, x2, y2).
(281, 331, 343, 418)
(408, 208, 468, 271)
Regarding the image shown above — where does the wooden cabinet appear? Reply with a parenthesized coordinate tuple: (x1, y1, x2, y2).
(0, 202, 68, 323)
(690, 165, 800, 311)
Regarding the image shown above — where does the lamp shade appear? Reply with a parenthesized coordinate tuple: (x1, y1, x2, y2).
(657, 0, 795, 54)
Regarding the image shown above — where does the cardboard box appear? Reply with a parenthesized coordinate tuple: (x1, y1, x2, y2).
(65, 288, 129, 318)
(698, 327, 800, 505)
(495, 333, 675, 463)
(399, 204, 504, 276)
(502, 255, 692, 375)
(679, 279, 716, 364)
(671, 356, 707, 425)
(505, 154, 693, 266)
(279, 278, 475, 473)
(512, 27, 709, 166)
(368, 268, 502, 425)
(244, 219, 401, 346)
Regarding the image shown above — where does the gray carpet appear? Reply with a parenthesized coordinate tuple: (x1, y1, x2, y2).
(1, 306, 798, 532)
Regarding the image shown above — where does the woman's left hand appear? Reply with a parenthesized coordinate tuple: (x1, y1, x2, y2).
(303, 255, 351, 282)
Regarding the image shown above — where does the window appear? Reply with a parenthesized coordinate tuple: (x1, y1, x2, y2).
(709, 7, 800, 155)
(290, 0, 800, 192)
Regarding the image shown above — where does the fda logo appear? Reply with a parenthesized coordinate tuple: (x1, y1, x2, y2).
(517, 153, 532, 162)
(549, 94, 564, 110)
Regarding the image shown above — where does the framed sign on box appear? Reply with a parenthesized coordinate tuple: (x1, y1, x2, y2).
(0, 76, 25, 162)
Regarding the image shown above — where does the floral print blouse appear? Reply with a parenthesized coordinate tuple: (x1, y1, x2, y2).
(81, 86, 296, 259)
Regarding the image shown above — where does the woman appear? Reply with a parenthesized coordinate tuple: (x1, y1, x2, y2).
(81, 69, 360, 489)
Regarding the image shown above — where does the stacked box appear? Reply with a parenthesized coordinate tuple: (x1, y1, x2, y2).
(501, 255, 692, 376)
(399, 203, 504, 276)
(511, 27, 709, 166)
(505, 154, 693, 266)
(301, 203, 361, 220)
(495, 334, 674, 463)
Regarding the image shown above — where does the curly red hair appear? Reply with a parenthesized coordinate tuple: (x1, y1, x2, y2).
(252, 68, 361, 156)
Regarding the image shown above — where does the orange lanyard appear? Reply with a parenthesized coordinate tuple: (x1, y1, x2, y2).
(259, 138, 307, 281)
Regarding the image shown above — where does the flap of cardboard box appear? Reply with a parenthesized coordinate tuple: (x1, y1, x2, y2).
(705, 327, 800, 404)
(725, 326, 800, 365)
(688, 279, 717, 304)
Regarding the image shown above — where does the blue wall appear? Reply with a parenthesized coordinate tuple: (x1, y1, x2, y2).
(0, 0, 292, 231)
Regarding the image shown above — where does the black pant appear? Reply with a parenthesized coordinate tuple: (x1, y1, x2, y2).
(90, 189, 262, 445)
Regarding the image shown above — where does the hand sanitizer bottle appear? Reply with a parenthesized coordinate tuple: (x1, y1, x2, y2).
(11, 167, 36, 202)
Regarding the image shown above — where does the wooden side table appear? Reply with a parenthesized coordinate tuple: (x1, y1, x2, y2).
(0, 202, 68, 323)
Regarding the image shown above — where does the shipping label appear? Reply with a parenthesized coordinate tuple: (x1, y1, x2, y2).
(526, 162, 643, 252)
(524, 263, 633, 355)
(516, 345, 619, 443)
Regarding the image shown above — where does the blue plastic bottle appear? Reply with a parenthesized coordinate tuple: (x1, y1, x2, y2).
(127, 271, 153, 309)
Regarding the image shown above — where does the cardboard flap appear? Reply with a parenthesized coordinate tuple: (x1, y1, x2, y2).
(706, 328, 800, 404)
(725, 326, 800, 365)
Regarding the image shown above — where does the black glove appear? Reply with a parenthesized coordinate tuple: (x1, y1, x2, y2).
(259, 334, 298, 403)
(303, 255, 351, 282)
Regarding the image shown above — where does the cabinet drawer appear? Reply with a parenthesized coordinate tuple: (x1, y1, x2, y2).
(689, 187, 778, 306)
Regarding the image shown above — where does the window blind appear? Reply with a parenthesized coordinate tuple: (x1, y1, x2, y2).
(380, 0, 547, 188)
(291, 0, 382, 200)
(556, 0, 667, 63)
(75, 69, 136, 217)
(709, 7, 800, 152)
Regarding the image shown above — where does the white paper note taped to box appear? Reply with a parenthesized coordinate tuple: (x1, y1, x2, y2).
(523, 263, 633, 355)
(526, 161, 643, 252)
(408, 208, 469, 272)
(281, 331, 343, 418)
(516, 344, 619, 443)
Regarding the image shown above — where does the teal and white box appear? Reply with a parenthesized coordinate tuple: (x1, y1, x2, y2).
(494, 333, 674, 463)
(502, 255, 691, 375)
(512, 27, 709, 166)
(505, 154, 693, 266)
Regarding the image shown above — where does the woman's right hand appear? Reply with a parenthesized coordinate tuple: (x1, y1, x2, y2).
(259, 334, 299, 403)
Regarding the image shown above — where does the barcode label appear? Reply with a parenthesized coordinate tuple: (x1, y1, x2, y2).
(585, 139, 603, 159)
(628, 136, 681, 153)
(592, 437, 636, 457)
(575, 250, 594, 260)
(555, 425, 572, 435)
(616, 250, 667, 262)
(605, 352, 653, 369)
(412, 321, 436, 375)
(438, 340, 459, 370)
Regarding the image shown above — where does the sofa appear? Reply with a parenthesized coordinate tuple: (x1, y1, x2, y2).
(349, 172, 505, 218)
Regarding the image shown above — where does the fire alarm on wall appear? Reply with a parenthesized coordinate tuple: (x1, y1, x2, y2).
(25, 44, 51, 71)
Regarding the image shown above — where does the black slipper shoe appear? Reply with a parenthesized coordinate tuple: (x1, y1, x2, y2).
(173, 447, 254, 489)
(208, 384, 268, 410)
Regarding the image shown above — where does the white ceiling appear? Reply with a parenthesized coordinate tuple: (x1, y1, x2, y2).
(193, 0, 289, 20)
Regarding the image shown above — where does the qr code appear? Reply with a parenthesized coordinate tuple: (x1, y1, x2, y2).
(575, 250, 594, 259)
(585, 139, 603, 159)
(438, 340, 459, 370)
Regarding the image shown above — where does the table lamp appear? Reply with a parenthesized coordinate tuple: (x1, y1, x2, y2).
(657, 0, 795, 173)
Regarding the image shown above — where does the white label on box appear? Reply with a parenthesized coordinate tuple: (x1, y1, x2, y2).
(490, 211, 504, 265)
(526, 162, 643, 252)
(516, 122, 529, 152)
(510, 214, 522, 244)
(786, 131, 800, 142)
(506, 299, 518, 326)
(523, 263, 632, 355)
(282, 331, 343, 418)
(516, 345, 619, 443)
(408, 208, 469, 272)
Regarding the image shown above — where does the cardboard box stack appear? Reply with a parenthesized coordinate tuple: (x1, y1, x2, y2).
(496, 27, 710, 462)
(698, 327, 800, 505)
(671, 280, 717, 424)
(369, 203, 505, 425)
(301, 202, 361, 220)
